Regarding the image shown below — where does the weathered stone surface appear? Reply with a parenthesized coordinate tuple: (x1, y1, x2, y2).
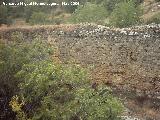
(0, 23, 160, 99)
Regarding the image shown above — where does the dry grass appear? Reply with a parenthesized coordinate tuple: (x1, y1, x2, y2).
(141, 0, 160, 22)
(125, 98, 160, 119)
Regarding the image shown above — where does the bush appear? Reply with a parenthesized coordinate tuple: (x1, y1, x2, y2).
(0, 5, 12, 25)
(0, 33, 53, 96)
(29, 12, 49, 25)
(16, 60, 123, 120)
(69, 2, 108, 24)
(101, 0, 122, 12)
(0, 33, 53, 119)
(24, 0, 54, 23)
(110, 0, 142, 27)
(91, 0, 143, 13)
(0, 5, 7, 25)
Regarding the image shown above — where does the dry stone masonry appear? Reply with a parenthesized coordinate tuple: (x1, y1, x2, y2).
(0, 23, 160, 100)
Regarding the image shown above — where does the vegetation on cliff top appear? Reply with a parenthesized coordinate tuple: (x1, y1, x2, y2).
(0, 0, 159, 27)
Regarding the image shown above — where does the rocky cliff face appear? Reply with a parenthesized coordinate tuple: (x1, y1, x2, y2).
(0, 24, 160, 99)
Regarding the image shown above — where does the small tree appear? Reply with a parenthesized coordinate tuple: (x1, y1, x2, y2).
(69, 2, 108, 24)
(110, 0, 142, 28)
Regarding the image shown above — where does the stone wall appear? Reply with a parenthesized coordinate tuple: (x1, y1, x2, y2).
(0, 24, 160, 97)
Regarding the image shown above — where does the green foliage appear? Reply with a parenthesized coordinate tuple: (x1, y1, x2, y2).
(110, 0, 142, 27)
(0, 5, 7, 25)
(0, 32, 53, 95)
(29, 12, 49, 25)
(16, 60, 123, 119)
(0, 33, 53, 119)
(74, 86, 123, 120)
(63, 0, 78, 13)
(100, 0, 122, 12)
(1, 0, 145, 26)
(24, 0, 54, 23)
(24, 6, 33, 23)
(91, 0, 143, 12)
(0, 5, 12, 25)
(69, 2, 108, 24)
(11, 6, 25, 18)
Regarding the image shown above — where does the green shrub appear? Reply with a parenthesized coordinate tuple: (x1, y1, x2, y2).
(0, 33, 53, 96)
(24, 6, 33, 23)
(29, 12, 49, 25)
(69, 2, 108, 24)
(91, 0, 143, 12)
(24, 0, 54, 23)
(110, 0, 142, 27)
(0, 5, 12, 25)
(0, 34, 53, 119)
(16, 60, 123, 120)
(101, 0, 122, 12)
(0, 5, 7, 25)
